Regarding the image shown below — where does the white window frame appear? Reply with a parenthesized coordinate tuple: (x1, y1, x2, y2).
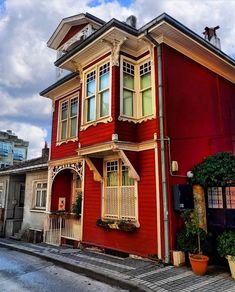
(81, 57, 112, 130)
(120, 55, 155, 122)
(102, 156, 138, 222)
(33, 181, 47, 210)
(57, 95, 79, 143)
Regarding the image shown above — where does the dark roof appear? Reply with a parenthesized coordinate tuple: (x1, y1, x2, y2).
(0, 154, 48, 175)
(40, 72, 78, 96)
(55, 12, 235, 68)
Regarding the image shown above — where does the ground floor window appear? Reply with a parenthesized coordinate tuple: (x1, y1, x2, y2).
(207, 186, 235, 209)
(34, 181, 47, 210)
(103, 159, 137, 221)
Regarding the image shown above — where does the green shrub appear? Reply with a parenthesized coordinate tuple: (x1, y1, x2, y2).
(217, 231, 235, 257)
(190, 152, 235, 187)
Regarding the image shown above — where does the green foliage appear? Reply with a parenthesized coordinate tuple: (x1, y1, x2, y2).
(190, 152, 235, 187)
(72, 192, 82, 219)
(96, 219, 113, 229)
(217, 231, 235, 257)
(180, 210, 209, 254)
(118, 220, 137, 233)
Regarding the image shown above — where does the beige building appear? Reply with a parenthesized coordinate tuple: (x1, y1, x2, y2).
(0, 145, 49, 241)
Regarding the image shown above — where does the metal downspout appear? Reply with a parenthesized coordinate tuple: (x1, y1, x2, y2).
(144, 32, 170, 263)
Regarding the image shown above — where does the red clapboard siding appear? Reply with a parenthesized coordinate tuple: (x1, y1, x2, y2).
(59, 24, 87, 48)
(79, 122, 114, 147)
(51, 170, 72, 211)
(82, 150, 158, 256)
(163, 44, 235, 174)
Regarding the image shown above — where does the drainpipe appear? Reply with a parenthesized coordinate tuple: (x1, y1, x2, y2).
(144, 31, 170, 263)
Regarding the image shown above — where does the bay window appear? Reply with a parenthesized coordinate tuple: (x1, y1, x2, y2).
(103, 159, 137, 221)
(84, 61, 110, 124)
(121, 57, 153, 120)
(59, 96, 78, 141)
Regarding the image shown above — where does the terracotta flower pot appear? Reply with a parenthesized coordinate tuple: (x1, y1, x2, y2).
(189, 254, 209, 276)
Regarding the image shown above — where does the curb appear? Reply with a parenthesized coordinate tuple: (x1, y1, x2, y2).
(0, 241, 151, 292)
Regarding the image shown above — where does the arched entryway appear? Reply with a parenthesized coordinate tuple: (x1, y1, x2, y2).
(44, 161, 84, 246)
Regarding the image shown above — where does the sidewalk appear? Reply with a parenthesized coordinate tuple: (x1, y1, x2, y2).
(0, 238, 234, 292)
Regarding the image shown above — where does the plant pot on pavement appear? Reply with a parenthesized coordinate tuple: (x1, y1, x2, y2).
(189, 254, 209, 276)
(227, 256, 235, 279)
(173, 251, 185, 267)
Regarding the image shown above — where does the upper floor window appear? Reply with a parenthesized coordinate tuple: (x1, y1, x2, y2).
(59, 96, 78, 141)
(121, 57, 153, 120)
(84, 61, 110, 124)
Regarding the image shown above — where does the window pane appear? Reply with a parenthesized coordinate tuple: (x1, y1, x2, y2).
(99, 72, 109, 90)
(123, 73, 134, 89)
(123, 90, 133, 116)
(207, 187, 223, 208)
(36, 191, 41, 207)
(141, 72, 151, 89)
(61, 102, 68, 120)
(70, 98, 78, 117)
(61, 120, 67, 139)
(142, 88, 152, 116)
(86, 79, 95, 97)
(106, 161, 118, 187)
(226, 186, 235, 209)
(87, 97, 95, 121)
(70, 117, 77, 137)
(41, 190, 46, 207)
(100, 90, 109, 117)
(122, 169, 134, 186)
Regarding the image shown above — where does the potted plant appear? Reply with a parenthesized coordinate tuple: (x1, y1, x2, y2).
(181, 210, 209, 275)
(217, 231, 235, 279)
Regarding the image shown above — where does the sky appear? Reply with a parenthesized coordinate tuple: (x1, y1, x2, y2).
(0, 0, 235, 158)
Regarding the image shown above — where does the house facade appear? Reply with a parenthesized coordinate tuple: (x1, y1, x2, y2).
(0, 145, 48, 240)
(40, 13, 235, 262)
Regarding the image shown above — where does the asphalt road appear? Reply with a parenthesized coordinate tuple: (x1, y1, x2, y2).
(0, 247, 127, 292)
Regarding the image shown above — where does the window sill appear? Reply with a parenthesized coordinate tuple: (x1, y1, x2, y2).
(118, 115, 155, 124)
(56, 137, 78, 146)
(30, 209, 46, 213)
(96, 218, 140, 232)
(80, 116, 112, 131)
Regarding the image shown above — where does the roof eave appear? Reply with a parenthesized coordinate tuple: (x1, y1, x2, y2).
(40, 72, 79, 97)
(55, 18, 138, 67)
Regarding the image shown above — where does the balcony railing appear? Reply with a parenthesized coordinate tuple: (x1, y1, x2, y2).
(44, 212, 81, 246)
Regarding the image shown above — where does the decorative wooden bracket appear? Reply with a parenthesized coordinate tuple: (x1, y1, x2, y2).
(101, 37, 127, 66)
(118, 150, 140, 181)
(85, 157, 103, 182)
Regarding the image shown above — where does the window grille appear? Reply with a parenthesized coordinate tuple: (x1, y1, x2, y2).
(103, 160, 137, 221)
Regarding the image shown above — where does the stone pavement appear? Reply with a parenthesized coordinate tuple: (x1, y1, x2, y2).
(0, 238, 234, 291)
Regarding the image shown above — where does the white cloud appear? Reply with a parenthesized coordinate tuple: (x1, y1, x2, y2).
(0, 121, 47, 159)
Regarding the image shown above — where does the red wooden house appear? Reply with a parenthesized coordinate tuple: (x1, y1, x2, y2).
(40, 13, 235, 263)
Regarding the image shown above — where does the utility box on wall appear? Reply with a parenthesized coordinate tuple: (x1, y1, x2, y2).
(172, 184, 194, 211)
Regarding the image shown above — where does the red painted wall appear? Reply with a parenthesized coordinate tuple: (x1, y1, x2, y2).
(163, 44, 235, 174)
(59, 24, 87, 48)
(51, 170, 72, 212)
(82, 150, 158, 257)
(162, 44, 235, 250)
